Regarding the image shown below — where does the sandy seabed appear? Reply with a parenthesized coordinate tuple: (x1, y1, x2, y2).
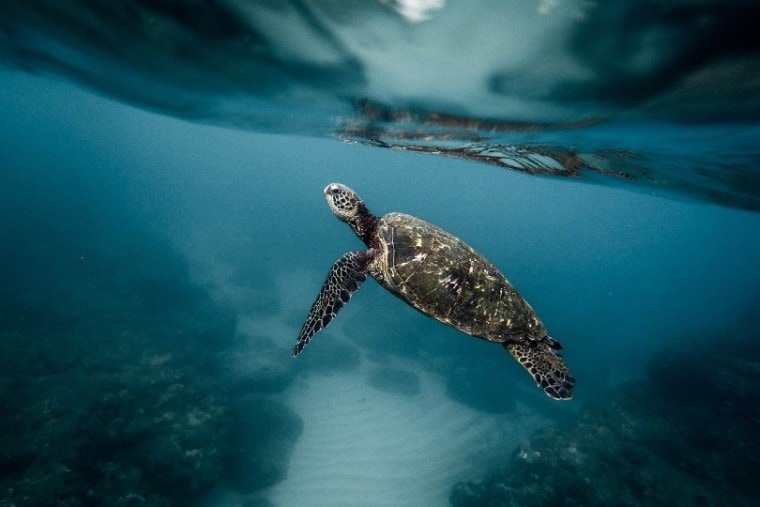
(268, 357, 546, 507)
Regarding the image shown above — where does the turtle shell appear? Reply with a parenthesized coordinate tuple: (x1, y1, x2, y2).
(374, 212, 545, 342)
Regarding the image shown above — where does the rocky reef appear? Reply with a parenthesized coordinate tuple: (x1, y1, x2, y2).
(225, 395, 303, 494)
(450, 330, 760, 506)
(0, 213, 303, 505)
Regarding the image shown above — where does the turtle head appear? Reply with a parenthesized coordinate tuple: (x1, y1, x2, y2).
(324, 183, 366, 222)
(324, 183, 377, 243)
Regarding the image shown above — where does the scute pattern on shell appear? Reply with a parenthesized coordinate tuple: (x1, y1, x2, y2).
(374, 213, 546, 343)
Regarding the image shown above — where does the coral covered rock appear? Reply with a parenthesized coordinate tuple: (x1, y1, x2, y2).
(451, 334, 760, 507)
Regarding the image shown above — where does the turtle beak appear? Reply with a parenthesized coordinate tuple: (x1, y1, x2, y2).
(324, 183, 340, 195)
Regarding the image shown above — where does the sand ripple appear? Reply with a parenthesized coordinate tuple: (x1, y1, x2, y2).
(268, 359, 545, 506)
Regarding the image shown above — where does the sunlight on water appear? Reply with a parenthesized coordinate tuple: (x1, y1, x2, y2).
(1, 0, 758, 208)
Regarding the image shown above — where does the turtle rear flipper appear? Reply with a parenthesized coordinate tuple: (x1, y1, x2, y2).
(505, 339, 575, 400)
(292, 250, 371, 356)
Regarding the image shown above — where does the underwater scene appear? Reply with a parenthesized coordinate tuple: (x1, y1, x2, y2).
(1, 1, 759, 506)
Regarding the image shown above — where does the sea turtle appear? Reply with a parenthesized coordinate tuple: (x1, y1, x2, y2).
(292, 183, 574, 400)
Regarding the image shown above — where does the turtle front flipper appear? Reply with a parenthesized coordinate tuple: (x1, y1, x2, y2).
(505, 338, 575, 400)
(292, 250, 371, 356)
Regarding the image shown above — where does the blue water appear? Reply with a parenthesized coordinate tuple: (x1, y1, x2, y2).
(1, 2, 760, 506)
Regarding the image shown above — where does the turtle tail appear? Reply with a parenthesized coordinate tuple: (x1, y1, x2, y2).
(504, 337, 575, 400)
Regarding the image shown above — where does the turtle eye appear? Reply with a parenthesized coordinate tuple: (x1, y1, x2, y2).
(330, 187, 340, 194)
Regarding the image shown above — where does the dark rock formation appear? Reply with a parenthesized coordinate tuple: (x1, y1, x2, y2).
(450, 333, 760, 507)
(224, 395, 303, 493)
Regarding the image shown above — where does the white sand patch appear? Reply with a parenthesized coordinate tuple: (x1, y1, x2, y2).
(267, 357, 547, 507)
